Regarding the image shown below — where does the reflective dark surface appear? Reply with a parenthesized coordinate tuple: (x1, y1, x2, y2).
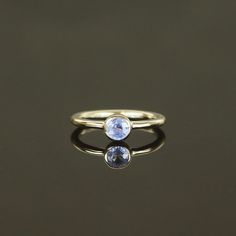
(0, 1, 236, 235)
(71, 127, 165, 169)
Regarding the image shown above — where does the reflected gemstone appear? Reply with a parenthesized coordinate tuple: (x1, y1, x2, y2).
(105, 146, 131, 169)
(104, 116, 131, 140)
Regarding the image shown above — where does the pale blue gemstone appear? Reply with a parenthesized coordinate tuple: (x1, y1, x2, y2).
(105, 146, 131, 169)
(105, 116, 131, 140)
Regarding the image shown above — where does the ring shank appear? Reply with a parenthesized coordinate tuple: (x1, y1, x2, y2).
(71, 109, 166, 129)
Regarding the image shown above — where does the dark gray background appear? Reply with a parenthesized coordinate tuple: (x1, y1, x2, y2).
(0, 1, 235, 235)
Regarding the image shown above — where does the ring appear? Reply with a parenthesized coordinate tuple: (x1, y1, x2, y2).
(71, 127, 165, 169)
(71, 109, 166, 141)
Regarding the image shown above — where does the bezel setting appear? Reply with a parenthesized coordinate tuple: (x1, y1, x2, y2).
(104, 115, 132, 141)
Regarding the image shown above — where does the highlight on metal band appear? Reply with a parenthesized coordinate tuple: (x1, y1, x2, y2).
(71, 109, 166, 141)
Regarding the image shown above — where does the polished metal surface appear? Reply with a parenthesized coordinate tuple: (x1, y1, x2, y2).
(71, 109, 166, 128)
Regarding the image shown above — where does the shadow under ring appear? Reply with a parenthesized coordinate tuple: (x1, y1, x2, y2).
(71, 127, 166, 169)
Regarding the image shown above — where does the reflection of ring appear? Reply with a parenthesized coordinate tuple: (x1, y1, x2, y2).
(71, 110, 166, 141)
(71, 127, 165, 169)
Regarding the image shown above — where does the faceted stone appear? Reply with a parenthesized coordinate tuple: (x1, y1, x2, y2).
(104, 116, 131, 140)
(105, 146, 131, 169)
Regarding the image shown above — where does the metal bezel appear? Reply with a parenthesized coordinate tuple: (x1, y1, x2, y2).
(104, 114, 132, 141)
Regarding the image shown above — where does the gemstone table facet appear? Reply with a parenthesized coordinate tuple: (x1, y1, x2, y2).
(104, 116, 131, 140)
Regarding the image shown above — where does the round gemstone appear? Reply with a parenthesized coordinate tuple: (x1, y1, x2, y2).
(105, 146, 131, 169)
(104, 116, 131, 140)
